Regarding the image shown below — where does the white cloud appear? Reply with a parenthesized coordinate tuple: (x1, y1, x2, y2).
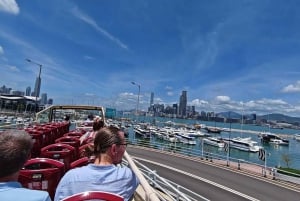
(0, 0, 19, 15)
(215, 95, 231, 103)
(71, 7, 128, 50)
(281, 81, 300, 93)
(84, 93, 96, 97)
(165, 86, 173, 90)
(191, 99, 209, 106)
(0, 45, 3, 54)
(8, 65, 20, 72)
(167, 91, 173, 96)
(84, 55, 95, 60)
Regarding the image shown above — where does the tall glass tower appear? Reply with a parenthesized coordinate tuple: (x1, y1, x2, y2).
(150, 92, 154, 106)
(179, 90, 187, 117)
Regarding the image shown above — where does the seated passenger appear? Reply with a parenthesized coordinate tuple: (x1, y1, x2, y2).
(79, 117, 104, 145)
(0, 130, 52, 201)
(54, 126, 139, 201)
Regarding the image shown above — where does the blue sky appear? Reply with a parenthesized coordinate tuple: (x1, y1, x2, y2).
(1, 0, 300, 116)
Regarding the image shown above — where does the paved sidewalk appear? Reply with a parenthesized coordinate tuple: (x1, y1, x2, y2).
(205, 158, 269, 177)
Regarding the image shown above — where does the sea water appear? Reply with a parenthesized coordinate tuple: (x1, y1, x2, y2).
(125, 115, 300, 169)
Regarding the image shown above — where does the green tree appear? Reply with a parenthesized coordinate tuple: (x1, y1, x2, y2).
(281, 153, 292, 168)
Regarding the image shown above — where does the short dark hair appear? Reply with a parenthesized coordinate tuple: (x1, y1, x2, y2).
(94, 126, 122, 155)
(93, 120, 104, 131)
(0, 130, 33, 178)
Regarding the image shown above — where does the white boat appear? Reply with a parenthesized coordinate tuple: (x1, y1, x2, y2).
(174, 132, 196, 145)
(269, 138, 289, 145)
(157, 127, 178, 143)
(294, 134, 300, 141)
(180, 128, 210, 137)
(225, 137, 261, 152)
(133, 125, 151, 139)
(203, 137, 225, 148)
(260, 132, 289, 146)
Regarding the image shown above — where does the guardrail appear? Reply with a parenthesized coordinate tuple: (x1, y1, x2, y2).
(127, 138, 300, 185)
(123, 151, 209, 201)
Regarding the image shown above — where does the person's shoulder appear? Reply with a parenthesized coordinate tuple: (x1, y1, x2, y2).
(115, 165, 136, 176)
(12, 188, 51, 201)
(67, 164, 89, 174)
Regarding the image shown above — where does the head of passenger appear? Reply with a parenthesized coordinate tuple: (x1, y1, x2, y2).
(92, 118, 104, 131)
(94, 126, 126, 165)
(0, 130, 33, 181)
(87, 114, 94, 121)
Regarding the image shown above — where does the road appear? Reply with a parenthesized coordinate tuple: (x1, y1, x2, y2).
(127, 146, 300, 201)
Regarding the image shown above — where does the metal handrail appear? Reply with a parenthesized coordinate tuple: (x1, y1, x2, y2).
(123, 151, 209, 201)
(124, 151, 160, 201)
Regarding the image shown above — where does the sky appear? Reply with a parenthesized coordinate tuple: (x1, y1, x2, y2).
(1, 0, 300, 117)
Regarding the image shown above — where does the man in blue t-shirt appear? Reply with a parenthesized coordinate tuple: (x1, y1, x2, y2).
(0, 130, 51, 201)
(55, 126, 139, 201)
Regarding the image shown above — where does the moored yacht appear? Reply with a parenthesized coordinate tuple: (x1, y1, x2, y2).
(260, 132, 289, 146)
(224, 137, 261, 152)
(174, 132, 196, 145)
(203, 137, 225, 148)
(295, 134, 300, 141)
(133, 125, 151, 139)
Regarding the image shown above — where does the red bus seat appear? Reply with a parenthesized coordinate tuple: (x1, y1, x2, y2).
(25, 129, 44, 157)
(64, 132, 84, 138)
(61, 191, 124, 201)
(18, 158, 65, 200)
(40, 143, 76, 171)
(78, 143, 94, 159)
(55, 136, 81, 158)
(70, 157, 90, 169)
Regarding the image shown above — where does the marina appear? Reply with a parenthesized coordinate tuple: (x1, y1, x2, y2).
(121, 115, 300, 169)
(1, 113, 300, 170)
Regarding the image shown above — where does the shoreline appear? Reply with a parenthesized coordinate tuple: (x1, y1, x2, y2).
(220, 127, 293, 139)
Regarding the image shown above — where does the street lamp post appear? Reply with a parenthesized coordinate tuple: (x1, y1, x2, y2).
(227, 111, 232, 166)
(26, 58, 42, 114)
(131, 81, 140, 116)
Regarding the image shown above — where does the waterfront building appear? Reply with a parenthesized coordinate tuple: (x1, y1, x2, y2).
(11, 90, 25, 96)
(179, 90, 187, 117)
(150, 92, 154, 106)
(26, 86, 31, 96)
(41, 93, 47, 105)
(48, 98, 53, 105)
(0, 85, 11, 94)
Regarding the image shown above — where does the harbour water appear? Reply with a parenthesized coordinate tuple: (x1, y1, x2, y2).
(125, 115, 300, 169)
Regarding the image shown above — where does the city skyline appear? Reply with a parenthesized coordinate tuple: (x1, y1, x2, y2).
(1, 1, 300, 117)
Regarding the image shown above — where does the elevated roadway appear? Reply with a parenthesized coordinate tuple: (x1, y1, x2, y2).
(127, 146, 300, 201)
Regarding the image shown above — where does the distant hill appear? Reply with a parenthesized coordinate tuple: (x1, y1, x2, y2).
(258, 113, 300, 123)
(217, 112, 300, 123)
(217, 111, 241, 119)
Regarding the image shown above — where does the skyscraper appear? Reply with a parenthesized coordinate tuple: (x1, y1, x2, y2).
(179, 90, 187, 117)
(150, 92, 154, 106)
(41, 93, 47, 105)
(25, 86, 31, 96)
